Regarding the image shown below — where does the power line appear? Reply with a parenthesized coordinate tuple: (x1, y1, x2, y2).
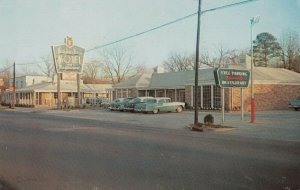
(0, 62, 42, 74)
(16, 62, 42, 66)
(86, 0, 257, 53)
(86, 12, 198, 52)
(1, 0, 258, 65)
(202, 0, 257, 14)
(0, 64, 13, 73)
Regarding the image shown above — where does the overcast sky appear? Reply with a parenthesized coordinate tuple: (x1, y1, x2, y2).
(0, 0, 299, 73)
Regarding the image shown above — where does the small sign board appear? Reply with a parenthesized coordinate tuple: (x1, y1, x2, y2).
(52, 37, 85, 73)
(62, 71, 77, 81)
(214, 68, 250, 88)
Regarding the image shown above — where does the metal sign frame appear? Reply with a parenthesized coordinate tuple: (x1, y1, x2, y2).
(52, 38, 85, 74)
(214, 68, 250, 88)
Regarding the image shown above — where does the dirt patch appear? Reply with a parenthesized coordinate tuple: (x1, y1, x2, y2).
(0, 106, 9, 110)
(0, 179, 17, 190)
(186, 123, 235, 132)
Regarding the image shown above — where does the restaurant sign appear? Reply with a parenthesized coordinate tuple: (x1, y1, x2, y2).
(52, 37, 85, 73)
(214, 68, 250, 88)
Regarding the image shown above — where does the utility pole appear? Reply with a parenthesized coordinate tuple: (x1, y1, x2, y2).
(192, 0, 256, 130)
(12, 62, 16, 108)
(250, 16, 260, 123)
(193, 0, 202, 130)
(77, 73, 81, 108)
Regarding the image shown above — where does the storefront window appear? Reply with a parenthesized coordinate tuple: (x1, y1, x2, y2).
(213, 86, 221, 109)
(203, 86, 211, 109)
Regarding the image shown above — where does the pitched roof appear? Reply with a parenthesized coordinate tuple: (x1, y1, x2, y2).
(149, 70, 194, 89)
(184, 68, 216, 85)
(253, 67, 300, 84)
(112, 67, 300, 90)
(113, 73, 152, 88)
(16, 82, 107, 93)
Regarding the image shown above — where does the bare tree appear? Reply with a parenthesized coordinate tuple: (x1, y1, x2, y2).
(0, 61, 13, 87)
(100, 46, 142, 84)
(215, 45, 228, 67)
(39, 54, 55, 77)
(163, 52, 194, 72)
(199, 50, 212, 67)
(280, 29, 300, 72)
(82, 60, 101, 83)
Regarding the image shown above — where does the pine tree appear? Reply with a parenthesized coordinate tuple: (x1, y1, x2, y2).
(253, 32, 282, 67)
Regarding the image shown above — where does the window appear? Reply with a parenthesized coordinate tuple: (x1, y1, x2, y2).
(158, 99, 165, 104)
(203, 86, 211, 109)
(213, 86, 221, 109)
(156, 90, 164, 97)
(193, 86, 202, 108)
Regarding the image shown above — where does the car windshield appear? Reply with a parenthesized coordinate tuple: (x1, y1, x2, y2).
(145, 98, 156, 103)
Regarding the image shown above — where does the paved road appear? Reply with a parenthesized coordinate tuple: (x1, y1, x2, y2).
(0, 109, 299, 190)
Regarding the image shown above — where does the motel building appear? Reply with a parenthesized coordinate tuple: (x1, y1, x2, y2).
(1, 75, 111, 108)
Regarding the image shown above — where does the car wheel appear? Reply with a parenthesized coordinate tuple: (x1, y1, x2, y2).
(153, 109, 158, 114)
(295, 108, 300, 111)
(176, 106, 183, 113)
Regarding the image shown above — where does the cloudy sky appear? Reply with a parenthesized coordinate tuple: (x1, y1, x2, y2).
(0, 0, 299, 73)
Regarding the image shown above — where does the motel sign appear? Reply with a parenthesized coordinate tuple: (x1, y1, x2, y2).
(52, 37, 85, 73)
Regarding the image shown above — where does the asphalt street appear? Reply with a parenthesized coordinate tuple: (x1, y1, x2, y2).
(0, 109, 299, 190)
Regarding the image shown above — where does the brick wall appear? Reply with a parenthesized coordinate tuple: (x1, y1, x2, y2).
(185, 85, 193, 108)
(229, 84, 300, 111)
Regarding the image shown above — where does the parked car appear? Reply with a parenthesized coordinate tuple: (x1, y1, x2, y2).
(118, 97, 134, 111)
(85, 97, 109, 107)
(109, 98, 125, 111)
(288, 96, 300, 111)
(125, 96, 154, 112)
(134, 97, 185, 114)
(100, 97, 111, 108)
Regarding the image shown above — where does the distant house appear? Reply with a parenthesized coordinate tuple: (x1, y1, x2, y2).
(9, 75, 52, 89)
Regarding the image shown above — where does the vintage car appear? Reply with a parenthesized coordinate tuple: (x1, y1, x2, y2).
(109, 98, 125, 111)
(125, 96, 154, 112)
(134, 97, 185, 114)
(288, 96, 300, 111)
(118, 97, 134, 111)
(100, 97, 111, 108)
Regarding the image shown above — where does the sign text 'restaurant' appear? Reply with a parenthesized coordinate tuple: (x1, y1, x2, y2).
(214, 68, 250, 88)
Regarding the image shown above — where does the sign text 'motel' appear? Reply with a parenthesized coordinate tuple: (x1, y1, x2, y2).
(214, 68, 250, 88)
(52, 37, 85, 73)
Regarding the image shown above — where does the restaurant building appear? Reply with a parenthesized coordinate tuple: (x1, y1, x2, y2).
(110, 66, 300, 111)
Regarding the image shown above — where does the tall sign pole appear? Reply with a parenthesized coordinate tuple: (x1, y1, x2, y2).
(250, 16, 260, 123)
(77, 73, 81, 107)
(12, 62, 16, 108)
(52, 36, 85, 109)
(57, 73, 61, 109)
(193, 0, 202, 130)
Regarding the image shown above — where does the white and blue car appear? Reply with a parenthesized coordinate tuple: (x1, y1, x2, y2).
(134, 97, 185, 114)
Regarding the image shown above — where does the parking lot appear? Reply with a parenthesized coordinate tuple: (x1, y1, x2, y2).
(14, 107, 299, 142)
